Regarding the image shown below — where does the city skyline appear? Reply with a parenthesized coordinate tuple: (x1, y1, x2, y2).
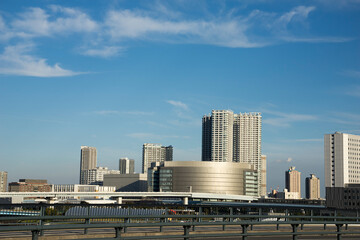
(1, 1, 360, 198)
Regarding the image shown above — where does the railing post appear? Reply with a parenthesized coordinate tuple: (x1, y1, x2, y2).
(183, 225, 191, 240)
(311, 209, 313, 222)
(230, 207, 234, 222)
(199, 207, 202, 223)
(124, 218, 129, 233)
(324, 224, 327, 230)
(292, 224, 299, 240)
(357, 210, 359, 222)
(39, 205, 45, 236)
(241, 224, 249, 240)
(334, 210, 337, 222)
(84, 205, 90, 234)
(192, 217, 195, 231)
(222, 217, 226, 231)
(336, 224, 343, 240)
(301, 223, 303, 230)
(258, 208, 262, 222)
(32, 230, 40, 240)
(115, 227, 123, 239)
(160, 218, 164, 232)
(345, 224, 348, 230)
(285, 209, 289, 222)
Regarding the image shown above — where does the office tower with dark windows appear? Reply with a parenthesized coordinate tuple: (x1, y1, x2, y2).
(79, 146, 97, 184)
(142, 143, 173, 174)
(285, 166, 301, 198)
(201, 110, 263, 196)
(119, 158, 135, 174)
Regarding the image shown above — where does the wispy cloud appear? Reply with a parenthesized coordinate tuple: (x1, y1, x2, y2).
(127, 132, 188, 139)
(347, 86, 360, 97)
(93, 110, 154, 116)
(167, 100, 188, 110)
(0, 44, 80, 77)
(262, 109, 318, 127)
(275, 157, 293, 163)
(294, 138, 322, 142)
(82, 46, 124, 58)
(11, 6, 98, 38)
(342, 70, 360, 78)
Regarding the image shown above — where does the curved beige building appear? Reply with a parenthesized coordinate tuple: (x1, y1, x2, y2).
(148, 161, 258, 196)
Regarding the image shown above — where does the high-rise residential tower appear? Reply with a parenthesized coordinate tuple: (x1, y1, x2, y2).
(0, 171, 7, 192)
(142, 143, 173, 174)
(305, 174, 320, 199)
(201, 110, 263, 196)
(119, 158, 135, 174)
(285, 166, 301, 198)
(325, 132, 360, 188)
(79, 146, 97, 184)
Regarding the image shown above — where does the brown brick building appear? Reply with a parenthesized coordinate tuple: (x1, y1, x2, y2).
(8, 179, 51, 192)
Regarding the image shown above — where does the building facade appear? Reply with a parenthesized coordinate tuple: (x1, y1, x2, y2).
(325, 132, 360, 209)
(325, 132, 360, 188)
(0, 171, 7, 192)
(260, 155, 267, 196)
(9, 179, 51, 192)
(80, 167, 120, 185)
(142, 143, 173, 174)
(305, 174, 320, 199)
(285, 166, 301, 198)
(148, 161, 258, 196)
(201, 110, 263, 196)
(119, 158, 135, 174)
(103, 174, 148, 192)
(79, 146, 97, 184)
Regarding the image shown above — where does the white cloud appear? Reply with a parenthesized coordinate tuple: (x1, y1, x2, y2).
(93, 110, 154, 116)
(11, 6, 98, 38)
(343, 70, 360, 78)
(104, 9, 258, 48)
(127, 132, 187, 139)
(262, 109, 318, 127)
(167, 100, 188, 110)
(294, 139, 322, 142)
(347, 86, 360, 97)
(82, 46, 123, 58)
(0, 44, 80, 77)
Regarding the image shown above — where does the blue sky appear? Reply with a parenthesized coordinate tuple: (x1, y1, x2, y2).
(1, 0, 360, 197)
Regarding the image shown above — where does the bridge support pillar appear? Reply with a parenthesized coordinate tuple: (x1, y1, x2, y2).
(241, 224, 249, 240)
(115, 227, 123, 239)
(336, 224, 343, 240)
(291, 224, 299, 240)
(183, 225, 191, 240)
(31, 230, 40, 240)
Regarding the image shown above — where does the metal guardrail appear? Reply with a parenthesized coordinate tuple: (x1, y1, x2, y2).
(0, 203, 358, 240)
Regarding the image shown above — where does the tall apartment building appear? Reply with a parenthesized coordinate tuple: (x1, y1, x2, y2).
(305, 174, 320, 199)
(142, 144, 173, 174)
(119, 158, 135, 174)
(325, 132, 360, 209)
(81, 167, 120, 185)
(0, 171, 8, 192)
(201, 110, 263, 195)
(285, 166, 301, 198)
(79, 146, 97, 184)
